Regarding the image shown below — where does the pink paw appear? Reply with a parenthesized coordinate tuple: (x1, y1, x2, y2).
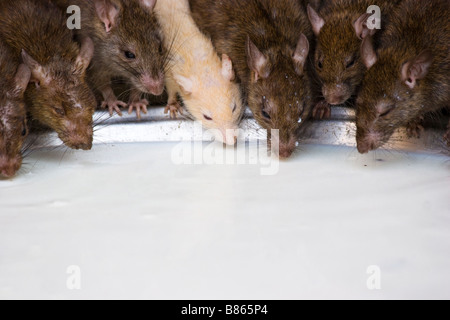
(312, 100, 331, 120)
(164, 101, 183, 119)
(128, 99, 149, 120)
(406, 117, 425, 139)
(101, 99, 127, 117)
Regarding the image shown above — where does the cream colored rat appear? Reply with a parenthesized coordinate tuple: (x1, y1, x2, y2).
(155, 0, 243, 145)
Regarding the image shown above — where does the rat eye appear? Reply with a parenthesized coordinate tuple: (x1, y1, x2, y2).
(232, 104, 237, 113)
(21, 120, 27, 137)
(262, 110, 271, 120)
(124, 51, 136, 59)
(204, 114, 213, 121)
(54, 107, 65, 116)
(379, 106, 395, 118)
(158, 43, 164, 54)
(346, 57, 356, 68)
(317, 59, 323, 70)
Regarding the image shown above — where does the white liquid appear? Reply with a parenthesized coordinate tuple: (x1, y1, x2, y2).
(0, 143, 449, 299)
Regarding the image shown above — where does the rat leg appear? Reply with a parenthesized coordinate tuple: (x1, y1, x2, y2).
(128, 89, 149, 120)
(406, 115, 425, 139)
(312, 100, 331, 120)
(100, 86, 127, 117)
(164, 77, 183, 119)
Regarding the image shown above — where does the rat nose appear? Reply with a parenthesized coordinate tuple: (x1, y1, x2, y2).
(323, 84, 349, 105)
(141, 73, 164, 96)
(0, 155, 21, 178)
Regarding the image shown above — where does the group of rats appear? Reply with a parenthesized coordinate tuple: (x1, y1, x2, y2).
(0, 0, 449, 179)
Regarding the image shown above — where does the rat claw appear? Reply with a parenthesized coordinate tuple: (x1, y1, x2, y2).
(128, 99, 149, 120)
(101, 100, 126, 117)
(164, 101, 183, 119)
(406, 117, 425, 139)
(312, 100, 331, 120)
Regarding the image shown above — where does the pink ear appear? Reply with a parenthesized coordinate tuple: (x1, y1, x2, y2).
(246, 36, 270, 82)
(174, 75, 194, 95)
(94, 0, 119, 33)
(401, 51, 433, 89)
(360, 36, 377, 69)
(307, 5, 325, 36)
(13, 64, 31, 96)
(221, 54, 235, 82)
(292, 33, 310, 74)
(21, 50, 51, 86)
(75, 37, 95, 73)
(139, 0, 157, 12)
(353, 13, 376, 40)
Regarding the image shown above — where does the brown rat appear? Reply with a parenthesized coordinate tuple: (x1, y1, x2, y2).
(307, 0, 401, 119)
(0, 0, 96, 150)
(190, 0, 314, 158)
(73, 0, 167, 119)
(355, 0, 450, 153)
(0, 40, 31, 178)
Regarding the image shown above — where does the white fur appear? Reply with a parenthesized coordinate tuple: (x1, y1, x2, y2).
(155, 0, 243, 145)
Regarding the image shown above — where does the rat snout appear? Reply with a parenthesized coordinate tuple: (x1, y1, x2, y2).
(276, 135, 297, 159)
(59, 121, 93, 150)
(357, 130, 382, 154)
(0, 154, 22, 178)
(215, 128, 238, 146)
(323, 83, 351, 105)
(140, 73, 165, 96)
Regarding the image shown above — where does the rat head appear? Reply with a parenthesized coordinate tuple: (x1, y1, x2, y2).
(22, 37, 96, 150)
(308, 5, 376, 105)
(356, 37, 434, 153)
(0, 64, 30, 178)
(246, 35, 312, 158)
(94, 0, 165, 96)
(173, 54, 243, 145)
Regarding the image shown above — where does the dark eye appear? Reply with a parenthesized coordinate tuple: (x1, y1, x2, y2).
(346, 57, 356, 68)
(21, 121, 27, 137)
(54, 107, 65, 116)
(124, 51, 136, 59)
(232, 104, 237, 113)
(317, 60, 323, 70)
(204, 114, 212, 121)
(158, 43, 164, 54)
(262, 110, 271, 119)
(379, 106, 394, 118)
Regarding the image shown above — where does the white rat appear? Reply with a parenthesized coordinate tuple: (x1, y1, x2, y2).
(155, 0, 244, 145)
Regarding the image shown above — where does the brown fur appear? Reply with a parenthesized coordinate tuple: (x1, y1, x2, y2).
(355, 0, 450, 153)
(0, 41, 30, 178)
(73, 0, 167, 118)
(190, 0, 314, 158)
(309, 0, 401, 107)
(0, 0, 96, 150)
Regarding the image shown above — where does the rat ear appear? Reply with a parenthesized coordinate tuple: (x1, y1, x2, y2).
(174, 75, 194, 95)
(13, 64, 31, 97)
(139, 0, 157, 12)
(401, 50, 433, 89)
(353, 13, 377, 40)
(75, 37, 95, 73)
(21, 50, 50, 86)
(292, 33, 310, 74)
(94, 0, 120, 33)
(307, 4, 325, 36)
(246, 36, 270, 83)
(221, 54, 235, 82)
(361, 36, 377, 69)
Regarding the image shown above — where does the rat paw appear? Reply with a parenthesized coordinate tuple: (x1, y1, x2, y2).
(406, 117, 425, 139)
(128, 99, 149, 120)
(312, 100, 331, 120)
(164, 101, 183, 119)
(101, 99, 127, 117)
